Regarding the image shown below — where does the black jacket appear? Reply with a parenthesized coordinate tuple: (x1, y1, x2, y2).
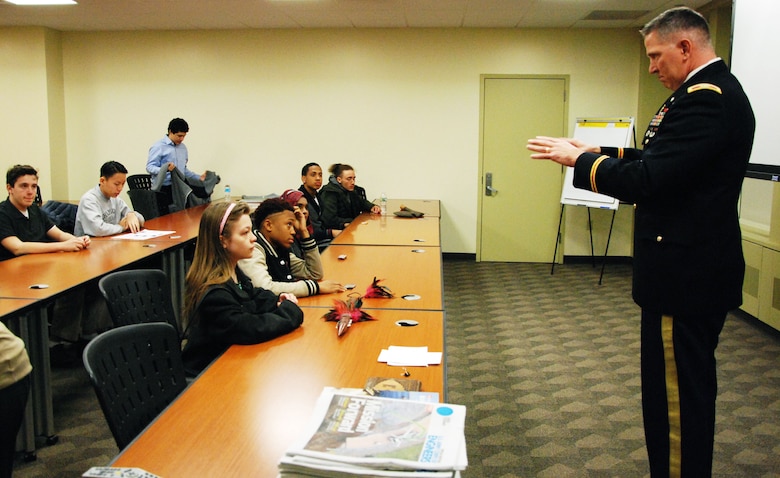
(318, 176, 375, 230)
(574, 60, 755, 315)
(298, 185, 333, 245)
(182, 267, 303, 376)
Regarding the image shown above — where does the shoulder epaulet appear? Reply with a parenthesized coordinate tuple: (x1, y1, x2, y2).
(687, 83, 722, 95)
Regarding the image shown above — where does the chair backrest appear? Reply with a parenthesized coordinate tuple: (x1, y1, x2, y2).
(126, 174, 170, 218)
(127, 189, 167, 220)
(82, 322, 187, 449)
(40, 200, 79, 234)
(127, 174, 154, 190)
(98, 269, 179, 334)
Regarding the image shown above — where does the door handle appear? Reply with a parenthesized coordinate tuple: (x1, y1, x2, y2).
(485, 172, 498, 196)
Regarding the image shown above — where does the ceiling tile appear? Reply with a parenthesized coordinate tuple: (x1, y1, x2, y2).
(0, 0, 728, 31)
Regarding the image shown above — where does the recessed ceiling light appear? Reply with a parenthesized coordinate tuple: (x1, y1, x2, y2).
(5, 0, 77, 5)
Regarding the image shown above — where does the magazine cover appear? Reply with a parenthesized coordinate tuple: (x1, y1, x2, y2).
(284, 388, 466, 471)
(364, 377, 422, 392)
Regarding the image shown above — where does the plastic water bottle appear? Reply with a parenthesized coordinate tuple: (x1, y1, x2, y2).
(224, 184, 231, 202)
(380, 192, 387, 215)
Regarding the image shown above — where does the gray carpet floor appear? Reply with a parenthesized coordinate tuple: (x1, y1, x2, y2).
(443, 260, 780, 478)
(12, 259, 780, 477)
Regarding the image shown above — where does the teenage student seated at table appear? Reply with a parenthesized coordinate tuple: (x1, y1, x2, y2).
(0, 165, 98, 367)
(238, 197, 344, 298)
(181, 201, 304, 377)
(0, 165, 90, 260)
(0, 321, 31, 478)
(72, 161, 142, 344)
(319, 163, 380, 230)
(298, 162, 341, 249)
(74, 161, 144, 236)
(280, 189, 314, 259)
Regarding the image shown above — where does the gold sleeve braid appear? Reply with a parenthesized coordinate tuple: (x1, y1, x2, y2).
(589, 155, 609, 194)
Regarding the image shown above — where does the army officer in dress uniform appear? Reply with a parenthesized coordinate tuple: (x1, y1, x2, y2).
(527, 7, 755, 477)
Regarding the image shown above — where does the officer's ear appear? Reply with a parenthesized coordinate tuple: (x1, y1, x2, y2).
(679, 39, 692, 58)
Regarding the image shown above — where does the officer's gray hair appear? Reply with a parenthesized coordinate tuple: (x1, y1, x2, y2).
(640, 6, 710, 44)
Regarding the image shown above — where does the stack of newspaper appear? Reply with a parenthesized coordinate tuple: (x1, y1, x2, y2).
(278, 387, 467, 477)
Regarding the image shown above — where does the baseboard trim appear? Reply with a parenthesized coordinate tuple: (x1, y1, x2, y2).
(731, 308, 780, 337)
(563, 255, 633, 265)
(442, 253, 633, 264)
(442, 252, 477, 261)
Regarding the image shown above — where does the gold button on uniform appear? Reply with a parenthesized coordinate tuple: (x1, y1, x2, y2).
(656, 235, 663, 242)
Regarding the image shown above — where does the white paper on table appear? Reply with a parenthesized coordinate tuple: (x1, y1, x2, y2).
(377, 345, 442, 366)
(111, 229, 176, 240)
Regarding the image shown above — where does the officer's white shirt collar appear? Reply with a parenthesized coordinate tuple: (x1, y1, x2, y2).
(685, 57, 721, 83)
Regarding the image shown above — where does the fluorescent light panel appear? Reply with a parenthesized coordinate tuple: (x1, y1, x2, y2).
(5, 0, 77, 5)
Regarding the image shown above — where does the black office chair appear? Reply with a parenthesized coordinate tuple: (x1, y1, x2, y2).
(82, 322, 187, 449)
(40, 200, 78, 234)
(126, 174, 169, 220)
(98, 269, 180, 335)
(127, 174, 154, 190)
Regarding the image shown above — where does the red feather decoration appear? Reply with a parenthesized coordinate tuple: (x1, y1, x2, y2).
(322, 294, 374, 336)
(364, 277, 394, 298)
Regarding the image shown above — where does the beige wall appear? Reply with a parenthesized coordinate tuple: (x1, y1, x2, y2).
(0, 28, 55, 197)
(44, 28, 68, 200)
(2, 27, 642, 253)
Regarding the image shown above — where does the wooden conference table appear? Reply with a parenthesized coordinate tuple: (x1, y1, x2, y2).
(141, 204, 205, 240)
(332, 214, 440, 247)
(298, 244, 443, 311)
(0, 238, 167, 449)
(0, 298, 38, 317)
(381, 198, 441, 218)
(113, 308, 445, 477)
(0, 239, 164, 300)
(0, 205, 206, 455)
(112, 200, 445, 477)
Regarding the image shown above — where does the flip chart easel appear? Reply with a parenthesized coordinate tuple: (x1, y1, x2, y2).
(551, 117, 634, 284)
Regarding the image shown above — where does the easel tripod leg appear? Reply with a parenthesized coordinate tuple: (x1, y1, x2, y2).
(599, 209, 617, 285)
(551, 204, 564, 275)
(588, 208, 595, 268)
